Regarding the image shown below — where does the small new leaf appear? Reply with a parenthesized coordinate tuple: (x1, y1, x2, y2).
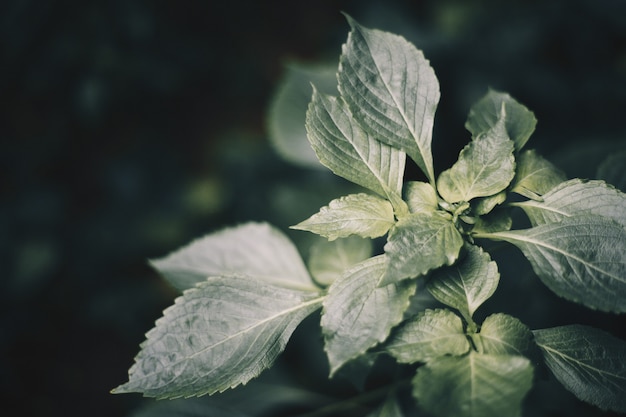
(321, 255, 417, 376)
(404, 181, 439, 214)
(291, 193, 395, 241)
(437, 110, 516, 203)
(150, 222, 315, 292)
(477, 313, 533, 356)
(412, 352, 534, 417)
(466, 89, 537, 151)
(112, 276, 323, 398)
(383, 211, 464, 285)
(307, 235, 373, 287)
(511, 149, 566, 200)
(534, 325, 626, 413)
(385, 308, 470, 364)
(338, 15, 439, 183)
(427, 244, 499, 323)
(477, 215, 626, 313)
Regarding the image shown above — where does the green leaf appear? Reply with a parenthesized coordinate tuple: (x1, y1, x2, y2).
(514, 178, 626, 228)
(338, 15, 439, 183)
(112, 276, 324, 398)
(306, 88, 407, 212)
(471, 208, 513, 234)
(533, 325, 626, 413)
(476, 215, 626, 312)
(383, 211, 464, 284)
(268, 62, 337, 169)
(597, 150, 626, 192)
(307, 235, 373, 287)
(511, 149, 566, 200)
(366, 393, 404, 417)
(321, 255, 417, 376)
(150, 222, 316, 292)
(427, 244, 499, 323)
(385, 308, 470, 364)
(437, 112, 516, 203)
(471, 190, 507, 216)
(403, 181, 439, 214)
(466, 89, 537, 151)
(412, 352, 533, 417)
(291, 193, 395, 241)
(477, 313, 533, 356)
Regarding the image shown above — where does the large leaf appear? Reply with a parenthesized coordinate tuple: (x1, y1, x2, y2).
(112, 276, 324, 398)
(514, 178, 626, 228)
(307, 235, 373, 287)
(338, 15, 439, 183)
(150, 223, 315, 292)
(511, 149, 566, 200)
(321, 255, 416, 376)
(385, 308, 470, 364)
(475, 215, 626, 312)
(465, 89, 537, 151)
(291, 193, 395, 241)
(412, 352, 533, 417)
(306, 88, 407, 212)
(533, 325, 626, 413)
(383, 211, 464, 284)
(437, 112, 516, 203)
(477, 313, 533, 356)
(427, 244, 499, 324)
(267, 62, 337, 169)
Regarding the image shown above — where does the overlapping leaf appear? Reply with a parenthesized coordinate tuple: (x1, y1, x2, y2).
(511, 149, 566, 200)
(338, 15, 439, 183)
(534, 325, 626, 413)
(307, 236, 373, 287)
(321, 255, 417, 376)
(112, 276, 324, 398)
(477, 314, 533, 356)
(403, 181, 439, 214)
(150, 223, 315, 291)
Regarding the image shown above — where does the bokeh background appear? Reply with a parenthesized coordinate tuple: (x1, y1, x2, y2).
(2, 0, 625, 416)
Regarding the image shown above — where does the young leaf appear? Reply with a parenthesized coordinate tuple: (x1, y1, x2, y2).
(533, 325, 626, 413)
(513, 178, 626, 228)
(477, 313, 533, 356)
(150, 222, 315, 292)
(383, 211, 464, 285)
(306, 89, 407, 212)
(510, 149, 566, 200)
(268, 62, 337, 169)
(471, 190, 507, 216)
(403, 181, 439, 214)
(307, 235, 373, 287)
(338, 15, 439, 183)
(291, 193, 395, 241)
(385, 308, 470, 364)
(112, 276, 324, 398)
(427, 244, 499, 323)
(475, 215, 626, 313)
(321, 255, 417, 376)
(437, 112, 516, 203)
(471, 208, 513, 234)
(412, 352, 533, 417)
(465, 89, 537, 151)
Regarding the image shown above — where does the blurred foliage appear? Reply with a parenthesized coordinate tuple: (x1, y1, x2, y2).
(1, 0, 624, 416)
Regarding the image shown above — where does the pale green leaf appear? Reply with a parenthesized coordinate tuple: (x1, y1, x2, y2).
(476, 215, 626, 312)
(511, 149, 566, 200)
(366, 393, 404, 417)
(514, 178, 626, 228)
(385, 308, 470, 363)
(291, 193, 395, 241)
(307, 235, 373, 287)
(306, 88, 406, 211)
(471, 190, 507, 216)
(404, 181, 438, 214)
(412, 352, 534, 417)
(427, 244, 499, 322)
(150, 222, 315, 292)
(338, 15, 439, 183)
(268, 62, 337, 169)
(383, 211, 464, 284)
(321, 255, 417, 376)
(477, 313, 533, 356)
(597, 150, 626, 192)
(466, 89, 537, 151)
(471, 208, 513, 234)
(437, 113, 516, 203)
(112, 276, 324, 398)
(534, 325, 626, 413)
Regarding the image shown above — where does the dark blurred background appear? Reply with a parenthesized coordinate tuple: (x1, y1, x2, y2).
(1, 0, 625, 416)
